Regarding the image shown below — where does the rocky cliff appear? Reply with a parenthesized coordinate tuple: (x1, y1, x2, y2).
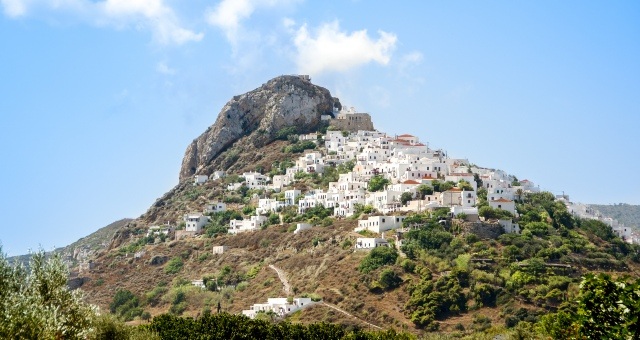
(179, 75, 339, 180)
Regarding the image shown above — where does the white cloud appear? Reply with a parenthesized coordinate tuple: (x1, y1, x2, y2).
(99, 0, 203, 45)
(206, 0, 297, 46)
(0, 0, 202, 45)
(1, 0, 27, 17)
(293, 21, 397, 75)
(401, 51, 423, 65)
(282, 17, 295, 29)
(156, 61, 176, 75)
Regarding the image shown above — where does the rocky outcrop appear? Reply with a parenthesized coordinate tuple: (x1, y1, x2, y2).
(460, 221, 504, 240)
(179, 75, 339, 180)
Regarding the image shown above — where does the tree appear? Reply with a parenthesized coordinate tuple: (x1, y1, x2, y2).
(359, 247, 398, 273)
(368, 175, 390, 192)
(457, 180, 474, 191)
(0, 248, 96, 339)
(400, 192, 413, 205)
(378, 269, 402, 290)
(416, 184, 433, 198)
(576, 273, 640, 339)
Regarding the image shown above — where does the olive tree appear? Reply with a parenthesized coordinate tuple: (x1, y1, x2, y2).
(0, 247, 96, 339)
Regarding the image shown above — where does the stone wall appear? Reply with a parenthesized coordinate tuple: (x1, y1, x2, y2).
(460, 221, 504, 240)
(329, 113, 374, 132)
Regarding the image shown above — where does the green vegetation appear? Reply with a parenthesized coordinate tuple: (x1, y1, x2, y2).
(110, 289, 143, 321)
(0, 249, 95, 339)
(274, 126, 298, 140)
(368, 175, 390, 192)
(359, 246, 398, 273)
(205, 210, 242, 237)
(538, 273, 640, 339)
(284, 140, 316, 153)
(143, 313, 415, 339)
(164, 257, 184, 274)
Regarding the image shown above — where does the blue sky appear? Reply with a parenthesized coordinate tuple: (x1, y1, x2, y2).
(1, 1, 639, 256)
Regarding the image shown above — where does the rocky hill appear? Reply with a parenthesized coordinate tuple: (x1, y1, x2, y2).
(179, 75, 339, 180)
(75, 76, 640, 337)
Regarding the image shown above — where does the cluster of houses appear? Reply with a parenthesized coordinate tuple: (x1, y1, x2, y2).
(147, 107, 636, 247)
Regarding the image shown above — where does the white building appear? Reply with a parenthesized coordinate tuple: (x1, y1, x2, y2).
(204, 202, 227, 214)
(146, 225, 173, 237)
(192, 279, 205, 289)
(294, 223, 312, 234)
(229, 215, 268, 234)
(210, 171, 226, 180)
(499, 219, 520, 234)
(356, 215, 406, 233)
(489, 198, 516, 215)
(355, 237, 389, 249)
(194, 175, 208, 185)
(183, 213, 209, 233)
(242, 297, 314, 319)
(242, 172, 269, 189)
(284, 189, 301, 206)
(212, 245, 228, 254)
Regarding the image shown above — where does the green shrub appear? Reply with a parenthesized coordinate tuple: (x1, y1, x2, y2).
(359, 247, 398, 273)
(164, 257, 184, 274)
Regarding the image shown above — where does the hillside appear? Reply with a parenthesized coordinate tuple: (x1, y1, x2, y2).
(589, 204, 640, 231)
(76, 76, 640, 337)
(8, 218, 131, 267)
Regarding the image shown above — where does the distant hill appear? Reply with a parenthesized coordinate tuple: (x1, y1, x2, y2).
(8, 218, 132, 267)
(589, 204, 640, 231)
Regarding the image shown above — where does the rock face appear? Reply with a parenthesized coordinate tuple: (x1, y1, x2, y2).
(179, 75, 338, 180)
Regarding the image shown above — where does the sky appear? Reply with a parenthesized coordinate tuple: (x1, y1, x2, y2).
(1, 1, 639, 256)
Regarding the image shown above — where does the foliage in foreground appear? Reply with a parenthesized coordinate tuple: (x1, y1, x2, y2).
(0, 247, 95, 339)
(143, 313, 415, 340)
(539, 273, 640, 339)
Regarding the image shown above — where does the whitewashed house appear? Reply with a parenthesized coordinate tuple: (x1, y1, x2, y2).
(489, 198, 516, 215)
(212, 245, 228, 254)
(297, 151, 325, 174)
(366, 190, 401, 212)
(146, 225, 173, 237)
(257, 198, 286, 215)
(242, 297, 313, 319)
(294, 223, 312, 234)
(355, 237, 389, 249)
(228, 215, 267, 234)
(183, 213, 209, 233)
(210, 171, 226, 180)
(284, 189, 301, 206)
(271, 174, 294, 191)
(194, 175, 208, 185)
(356, 215, 406, 233)
(451, 206, 479, 220)
(242, 172, 269, 189)
(499, 219, 521, 234)
(204, 202, 227, 214)
(192, 279, 205, 289)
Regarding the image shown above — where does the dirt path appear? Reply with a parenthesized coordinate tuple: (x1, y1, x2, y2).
(320, 302, 383, 330)
(268, 264, 291, 295)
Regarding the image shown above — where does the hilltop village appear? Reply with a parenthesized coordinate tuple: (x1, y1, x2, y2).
(138, 107, 638, 319)
(163, 107, 636, 245)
